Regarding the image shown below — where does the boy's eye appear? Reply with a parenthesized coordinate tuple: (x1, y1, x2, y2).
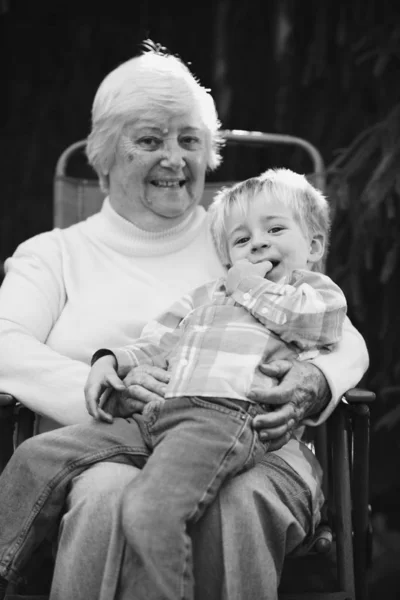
(269, 226, 284, 234)
(137, 136, 162, 150)
(234, 237, 250, 245)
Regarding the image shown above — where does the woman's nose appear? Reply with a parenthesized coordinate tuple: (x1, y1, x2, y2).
(160, 141, 185, 169)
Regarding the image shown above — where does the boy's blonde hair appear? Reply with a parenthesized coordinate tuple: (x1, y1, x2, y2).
(209, 168, 330, 272)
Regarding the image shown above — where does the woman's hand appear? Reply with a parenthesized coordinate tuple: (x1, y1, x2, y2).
(251, 359, 331, 451)
(98, 364, 170, 422)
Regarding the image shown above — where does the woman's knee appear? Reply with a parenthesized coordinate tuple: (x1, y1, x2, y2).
(67, 462, 141, 512)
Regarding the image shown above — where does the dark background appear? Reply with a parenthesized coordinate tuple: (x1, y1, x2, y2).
(3, 0, 396, 258)
(2, 0, 400, 596)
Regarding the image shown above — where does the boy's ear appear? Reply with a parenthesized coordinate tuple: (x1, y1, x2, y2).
(308, 233, 326, 264)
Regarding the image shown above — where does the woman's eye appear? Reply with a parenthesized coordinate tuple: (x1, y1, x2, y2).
(137, 137, 162, 150)
(180, 136, 202, 149)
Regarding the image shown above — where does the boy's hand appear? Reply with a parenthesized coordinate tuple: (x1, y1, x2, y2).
(84, 354, 126, 422)
(97, 364, 170, 421)
(226, 259, 273, 294)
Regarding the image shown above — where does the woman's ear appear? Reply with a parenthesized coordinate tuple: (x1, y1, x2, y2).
(98, 172, 110, 193)
(308, 233, 326, 264)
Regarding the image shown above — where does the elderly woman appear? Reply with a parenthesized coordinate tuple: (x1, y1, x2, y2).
(0, 43, 368, 600)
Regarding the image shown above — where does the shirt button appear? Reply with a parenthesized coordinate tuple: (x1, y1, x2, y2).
(243, 293, 250, 300)
(261, 307, 267, 314)
(181, 359, 188, 366)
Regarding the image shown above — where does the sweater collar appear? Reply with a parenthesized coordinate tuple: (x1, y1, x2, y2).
(86, 197, 208, 256)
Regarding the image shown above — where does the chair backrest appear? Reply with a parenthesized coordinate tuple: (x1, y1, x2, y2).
(53, 130, 325, 229)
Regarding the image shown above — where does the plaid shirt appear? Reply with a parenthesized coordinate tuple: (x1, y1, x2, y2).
(110, 269, 347, 402)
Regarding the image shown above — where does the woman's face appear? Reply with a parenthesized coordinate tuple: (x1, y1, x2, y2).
(108, 109, 209, 230)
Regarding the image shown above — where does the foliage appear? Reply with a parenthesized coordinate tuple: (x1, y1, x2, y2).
(320, 20, 400, 516)
(325, 28, 400, 419)
(295, 4, 400, 515)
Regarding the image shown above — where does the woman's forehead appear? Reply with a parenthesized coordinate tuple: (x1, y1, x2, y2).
(124, 108, 207, 134)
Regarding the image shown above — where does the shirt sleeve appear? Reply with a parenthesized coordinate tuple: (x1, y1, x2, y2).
(106, 291, 197, 378)
(303, 316, 369, 426)
(229, 270, 347, 351)
(0, 232, 91, 425)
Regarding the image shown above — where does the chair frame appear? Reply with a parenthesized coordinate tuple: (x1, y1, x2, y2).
(0, 130, 374, 600)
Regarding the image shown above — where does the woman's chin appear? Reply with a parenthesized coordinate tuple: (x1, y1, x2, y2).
(149, 198, 197, 220)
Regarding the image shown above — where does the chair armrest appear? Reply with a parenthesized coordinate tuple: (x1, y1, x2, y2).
(0, 393, 36, 472)
(0, 392, 18, 406)
(342, 387, 374, 597)
(0, 394, 17, 474)
(343, 388, 375, 404)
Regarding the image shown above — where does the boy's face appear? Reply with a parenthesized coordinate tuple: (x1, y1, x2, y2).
(226, 193, 325, 282)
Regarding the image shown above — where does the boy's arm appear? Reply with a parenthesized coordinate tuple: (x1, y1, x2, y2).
(228, 269, 347, 350)
(92, 292, 197, 378)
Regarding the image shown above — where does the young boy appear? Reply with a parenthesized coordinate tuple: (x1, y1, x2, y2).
(0, 169, 347, 600)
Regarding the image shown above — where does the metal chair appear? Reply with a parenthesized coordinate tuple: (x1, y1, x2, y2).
(0, 131, 375, 600)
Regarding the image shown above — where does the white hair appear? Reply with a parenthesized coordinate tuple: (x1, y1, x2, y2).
(86, 43, 223, 190)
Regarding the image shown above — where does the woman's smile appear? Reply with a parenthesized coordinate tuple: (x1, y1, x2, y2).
(149, 178, 186, 188)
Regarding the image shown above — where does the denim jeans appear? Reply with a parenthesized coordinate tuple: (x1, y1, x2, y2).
(50, 454, 312, 600)
(0, 396, 267, 600)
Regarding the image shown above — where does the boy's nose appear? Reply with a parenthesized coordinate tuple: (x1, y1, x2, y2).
(251, 240, 270, 253)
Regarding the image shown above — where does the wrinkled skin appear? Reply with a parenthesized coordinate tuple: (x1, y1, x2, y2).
(95, 364, 171, 421)
(98, 359, 330, 451)
(250, 359, 331, 450)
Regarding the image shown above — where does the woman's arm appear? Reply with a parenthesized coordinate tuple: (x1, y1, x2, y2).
(306, 315, 369, 423)
(0, 232, 91, 425)
(250, 316, 369, 449)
